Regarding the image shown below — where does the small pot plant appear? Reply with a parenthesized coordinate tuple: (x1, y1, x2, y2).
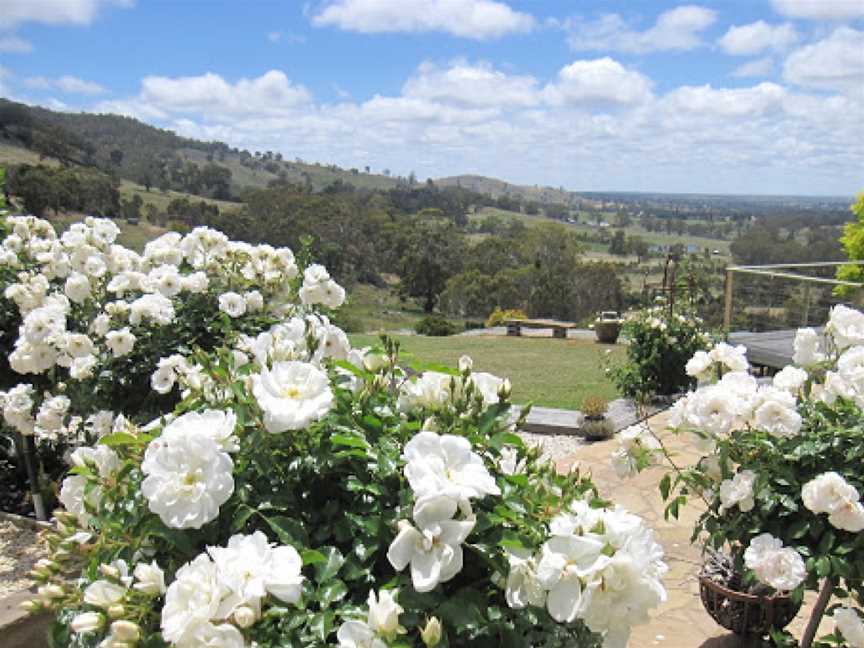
(580, 395, 615, 441)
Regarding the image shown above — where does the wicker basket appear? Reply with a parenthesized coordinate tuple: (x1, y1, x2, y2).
(699, 573, 802, 636)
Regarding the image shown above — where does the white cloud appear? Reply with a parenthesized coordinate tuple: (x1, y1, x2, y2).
(718, 21, 798, 55)
(267, 31, 281, 43)
(402, 60, 539, 108)
(783, 27, 864, 92)
(312, 0, 534, 39)
(565, 5, 717, 54)
(543, 58, 653, 106)
(771, 0, 864, 20)
(664, 82, 787, 118)
(25, 75, 107, 95)
(0, 0, 131, 29)
(139, 70, 311, 116)
(0, 34, 32, 53)
(86, 61, 864, 195)
(731, 57, 775, 78)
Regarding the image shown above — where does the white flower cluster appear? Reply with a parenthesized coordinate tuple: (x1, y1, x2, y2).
(0, 216, 324, 442)
(58, 444, 120, 525)
(337, 589, 406, 648)
(388, 431, 499, 592)
(161, 531, 304, 648)
(71, 559, 166, 646)
(802, 472, 864, 533)
(743, 533, 806, 592)
(685, 342, 749, 381)
(504, 500, 668, 648)
(670, 357, 803, 444)
(299, 264, 346, 309)
(397, 365, 507, 414)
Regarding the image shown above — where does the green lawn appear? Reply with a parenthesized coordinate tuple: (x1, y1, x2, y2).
(348, 333, 623, 410)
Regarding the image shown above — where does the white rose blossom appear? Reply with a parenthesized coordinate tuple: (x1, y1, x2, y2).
(718, 470, 757, 513)
(802, 472, 864, 533)
(834, 607, 864, 648)
(141, 411, 235, 529)
(218, 291, 247, 318)
(251, 361, 334, 433)
(387, 493, 475, 592)
(743, 533, 806, 591)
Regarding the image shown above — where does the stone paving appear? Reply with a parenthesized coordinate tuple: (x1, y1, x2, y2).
(556, 411, 829, 648)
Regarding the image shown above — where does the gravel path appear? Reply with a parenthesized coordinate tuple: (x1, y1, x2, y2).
(0, 519, 44, 597)
(517, 431, 586, 464)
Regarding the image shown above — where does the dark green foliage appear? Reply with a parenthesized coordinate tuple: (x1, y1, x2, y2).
(6, 164, 120, 217)
(414, 313, 458, 336)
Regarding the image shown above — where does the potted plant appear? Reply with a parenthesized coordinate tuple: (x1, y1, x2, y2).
(579, 395, 615, 440)
(593, 311, 622, 344)
(612, 305, 864, 647)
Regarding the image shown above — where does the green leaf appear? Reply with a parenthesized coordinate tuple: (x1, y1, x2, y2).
(314, 546, 345, 583)
(317, 579, 348, 607)
(659, 474, 671, 501)
(302, 549, 327, 565)
(230, 504, 257, 533)
(815, 556, 831, 577)
(264, 515, 309, 548)
(99, 432, 143, 446)
(331, 434, 371, 450)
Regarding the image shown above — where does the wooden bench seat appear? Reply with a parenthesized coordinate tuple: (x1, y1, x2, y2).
(503, 318, 576, 339)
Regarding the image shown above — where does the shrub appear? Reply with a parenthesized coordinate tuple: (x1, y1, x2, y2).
(0, 216, 345, 513)
(485, 306, 527, 328)
(614, 307, 864, 646)
(414, 313, 457, 336)
(28, 323, 671, 648)
(607, 305, 712, 400)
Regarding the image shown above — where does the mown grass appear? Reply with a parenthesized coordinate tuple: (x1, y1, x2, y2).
(348, 333, 623, 410)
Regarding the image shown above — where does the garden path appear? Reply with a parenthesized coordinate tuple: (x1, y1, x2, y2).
(555, 411, 832, 648)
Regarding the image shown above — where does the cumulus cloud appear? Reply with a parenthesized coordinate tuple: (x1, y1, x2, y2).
(312, 0, 534, 39)
(731, 57, 775, 78)
(402, 60, 539, 108)
(771, 0, 864, 20)
(25, 75, 107, 95)
(0, 0, 131, 29)
(783, 27, 864, 92)
(86, 60, 864, 195)
(719, 21, 798, 55)
(138, 70, 311, 116)
(543, 58, 653, 106)
(564, 5, 717, 54)
(0, 34, 32, 53)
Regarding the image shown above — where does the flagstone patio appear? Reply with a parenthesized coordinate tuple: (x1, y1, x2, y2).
(556, 411, 830, 648)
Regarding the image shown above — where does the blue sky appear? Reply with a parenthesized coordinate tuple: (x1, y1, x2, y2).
(0, 0, 862, 196)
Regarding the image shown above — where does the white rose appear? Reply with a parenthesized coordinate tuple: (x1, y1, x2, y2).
(71, 612, 104, 634)
(387, 494, 475, 592)
(141, 416, 235, 529)
(402, 430, 500, 501)
(743, 533, 806, 591)
(337, 621, 387, 648)
(397, 372, 452, 413)
(84, 580, 127, 609)
(772, 365, 808, 394)
(834, 607, 864, 648)
(105, 328, 136, 357)
(366, 589, 405, 641)
(161, 554, 229, 645)
(718, 470, 756, 513)
(685, 350, 713, 380)
(244, 290, 264, 312)
(793, 327, 827, 367)
(709, 342, 749, 373)
(251, 361, 334, 433)
(64, 272, 91, 304)
(218, 291, 247, 318)
(828, 304, 864, 350)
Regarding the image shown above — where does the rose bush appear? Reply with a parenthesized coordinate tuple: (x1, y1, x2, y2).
(0, 216, 342, 512)
(23, 232, 670, 646)
(612, 304, 864, 647)
(607, 303, 712, 401)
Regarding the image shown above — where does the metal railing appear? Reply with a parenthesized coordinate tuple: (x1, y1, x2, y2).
(723, 261, 864, 332)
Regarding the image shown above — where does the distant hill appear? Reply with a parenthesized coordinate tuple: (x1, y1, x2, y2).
(435, 174, 589, 207)
(0, 98, 403, 200)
